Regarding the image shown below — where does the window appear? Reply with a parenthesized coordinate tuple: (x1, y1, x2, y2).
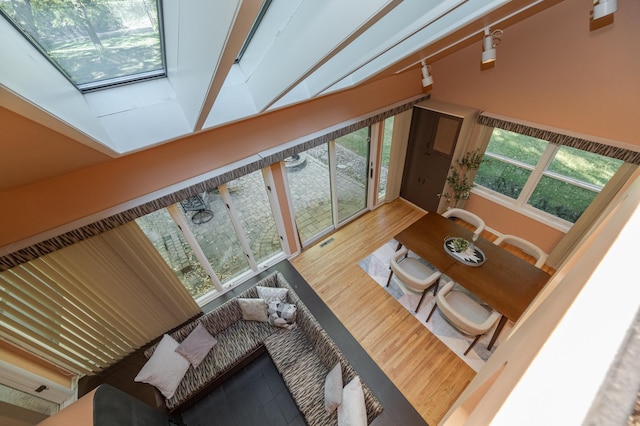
(136, 169, 285, 303)
(474, 128, 623, 224)
(0, 0, 165, 91)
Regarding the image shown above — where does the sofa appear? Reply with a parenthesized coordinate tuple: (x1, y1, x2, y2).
(143, 271, 384, 425)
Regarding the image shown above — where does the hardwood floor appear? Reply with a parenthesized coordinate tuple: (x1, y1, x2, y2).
(290, 199, 475, 425)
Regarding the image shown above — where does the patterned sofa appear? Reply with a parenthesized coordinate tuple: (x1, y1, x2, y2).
(144, 271, 384, 425)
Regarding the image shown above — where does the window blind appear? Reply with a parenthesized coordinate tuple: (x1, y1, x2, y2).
(0, 222, 200, 375)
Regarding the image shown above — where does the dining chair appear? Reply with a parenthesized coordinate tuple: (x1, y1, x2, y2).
(426, 280, 501, 355)
(387, 247, 441, 313)
(494, 234, 548, 268)
(441, 208, 485, 235)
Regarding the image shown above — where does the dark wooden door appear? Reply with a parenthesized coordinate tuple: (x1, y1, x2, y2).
(401, 107, 462, 211)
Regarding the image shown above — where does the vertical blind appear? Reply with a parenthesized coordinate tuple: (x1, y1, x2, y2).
(0, 222, 200, 376)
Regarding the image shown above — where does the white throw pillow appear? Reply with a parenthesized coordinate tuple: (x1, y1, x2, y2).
(134, 334, 191, 399)
(324, 362, 343, 414)
(256, 286, 289, 303)
(175, 323, 218, 368)
(238, 298, 268, 322)
(338, 376, 367, 426)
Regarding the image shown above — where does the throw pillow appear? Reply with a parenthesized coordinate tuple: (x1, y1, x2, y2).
(256, 286, 288, 303)
(238, 298, 268, 322)
(267, 301, 297, 329)
(175, 323, 218, 368)
(324, 362, 343, 414)
(134, 334, 190, 399)
(338, 376, 367, 426)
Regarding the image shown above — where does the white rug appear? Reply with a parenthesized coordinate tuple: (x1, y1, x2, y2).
(358, 239, 512, 372)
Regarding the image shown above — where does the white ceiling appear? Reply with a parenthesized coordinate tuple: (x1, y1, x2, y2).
(0, 0, 549, 156)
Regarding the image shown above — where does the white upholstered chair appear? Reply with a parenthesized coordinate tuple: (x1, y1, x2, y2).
(426, 280, 501, 355)
(387, 247, 441, 313)
(441, 208, 485, 235)
(494, 234, 548, 268)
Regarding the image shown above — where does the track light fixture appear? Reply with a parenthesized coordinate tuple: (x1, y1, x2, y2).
(481, 28, 503, 64)
(593, 0, 617, 19)
(420, 60, 433, 88)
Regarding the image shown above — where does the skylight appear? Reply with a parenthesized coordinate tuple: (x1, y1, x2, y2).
(0, 0, 165, 92)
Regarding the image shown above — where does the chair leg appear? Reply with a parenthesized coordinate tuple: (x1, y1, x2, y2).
(415, 289, 428, 313)
(464, 335, 482, 356)
(386, 271, 393, 287)
(426, 303, 437, 323)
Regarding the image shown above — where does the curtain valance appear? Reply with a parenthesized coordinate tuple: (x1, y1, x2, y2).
(477, 113, 640, 165)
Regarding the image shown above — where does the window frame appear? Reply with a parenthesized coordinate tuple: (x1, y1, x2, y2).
(473, 133, 616, 232)
(0, 0, 167, 93)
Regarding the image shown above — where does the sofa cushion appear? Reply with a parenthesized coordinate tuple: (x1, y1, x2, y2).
(264, 326, 313, 371)
(257, 285, 288, 303)
(134, 334, 190, 400)
(175, 323, 218, 368)
(337, 376, 367, 426)
(281, 351, 336, 426)
(165, 320, 274, 410)
(238, 298, 268, 322)
(267, 301, 297, 328)
(325, 362, 343, 415)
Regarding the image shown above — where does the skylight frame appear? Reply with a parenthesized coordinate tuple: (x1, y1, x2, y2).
(0, 0, 167, 93)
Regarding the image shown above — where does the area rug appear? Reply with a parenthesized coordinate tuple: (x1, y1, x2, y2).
(358, 239, 512, 372)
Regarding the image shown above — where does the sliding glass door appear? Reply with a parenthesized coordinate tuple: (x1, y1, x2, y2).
(334, 128, 370, 224)
(286, 128, 372, 247)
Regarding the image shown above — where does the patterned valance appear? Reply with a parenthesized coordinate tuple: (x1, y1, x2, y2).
(0, 95, 430, 271)
(477, 114, 640, 165)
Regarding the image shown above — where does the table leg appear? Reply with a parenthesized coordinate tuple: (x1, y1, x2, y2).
(488, 315, 508, 351)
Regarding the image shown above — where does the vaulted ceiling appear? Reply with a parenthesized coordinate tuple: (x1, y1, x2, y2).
(0, 0, 559, 192)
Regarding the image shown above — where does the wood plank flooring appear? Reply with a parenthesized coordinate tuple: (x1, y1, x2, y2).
(290, 199, 475, 425)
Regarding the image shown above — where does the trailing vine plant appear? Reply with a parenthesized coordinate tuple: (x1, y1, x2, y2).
(443, 148, 483, 208)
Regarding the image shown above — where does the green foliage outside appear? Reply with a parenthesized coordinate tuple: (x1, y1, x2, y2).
(0, 0, 162, 86)
(474, 129, 622, 223)
(336, 116, 394, 166)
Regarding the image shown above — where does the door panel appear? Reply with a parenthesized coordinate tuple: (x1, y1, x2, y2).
(401, 108, 463, 211)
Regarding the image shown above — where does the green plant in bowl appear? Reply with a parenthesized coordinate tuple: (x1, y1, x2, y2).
(451, 237, 470, 253)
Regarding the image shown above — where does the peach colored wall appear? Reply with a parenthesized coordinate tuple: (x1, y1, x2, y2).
(429, 0, 640, 147)
(0, 73, 423, 249)
(428, 0, 639, 253)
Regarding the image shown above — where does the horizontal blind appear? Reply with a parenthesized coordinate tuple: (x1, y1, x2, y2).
(0, 222, 200, 375)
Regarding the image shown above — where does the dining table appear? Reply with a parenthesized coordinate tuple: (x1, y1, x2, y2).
(393, 211, 551, 349)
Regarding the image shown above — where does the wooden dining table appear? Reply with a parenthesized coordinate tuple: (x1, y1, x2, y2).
(394, 211, 551, 349)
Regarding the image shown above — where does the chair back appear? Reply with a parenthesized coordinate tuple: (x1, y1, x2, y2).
(442, 208, 485, 234)
(494, 234, 548, 268)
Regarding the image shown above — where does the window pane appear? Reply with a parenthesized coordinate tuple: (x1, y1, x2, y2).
(378, 116, 393, 201)
(547, 146, 623, 186)
(135, 209, 213, 299)
(486, 129, 548, 166)
(227, 171, 283, 265)
(182, 190, 251, 286)
(335, 128, 369, 223)
(0, 0, 164, 89)
(287, 145, 332, 245)
(475, 157, 531, 199)
(529, 176, 598, 222)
